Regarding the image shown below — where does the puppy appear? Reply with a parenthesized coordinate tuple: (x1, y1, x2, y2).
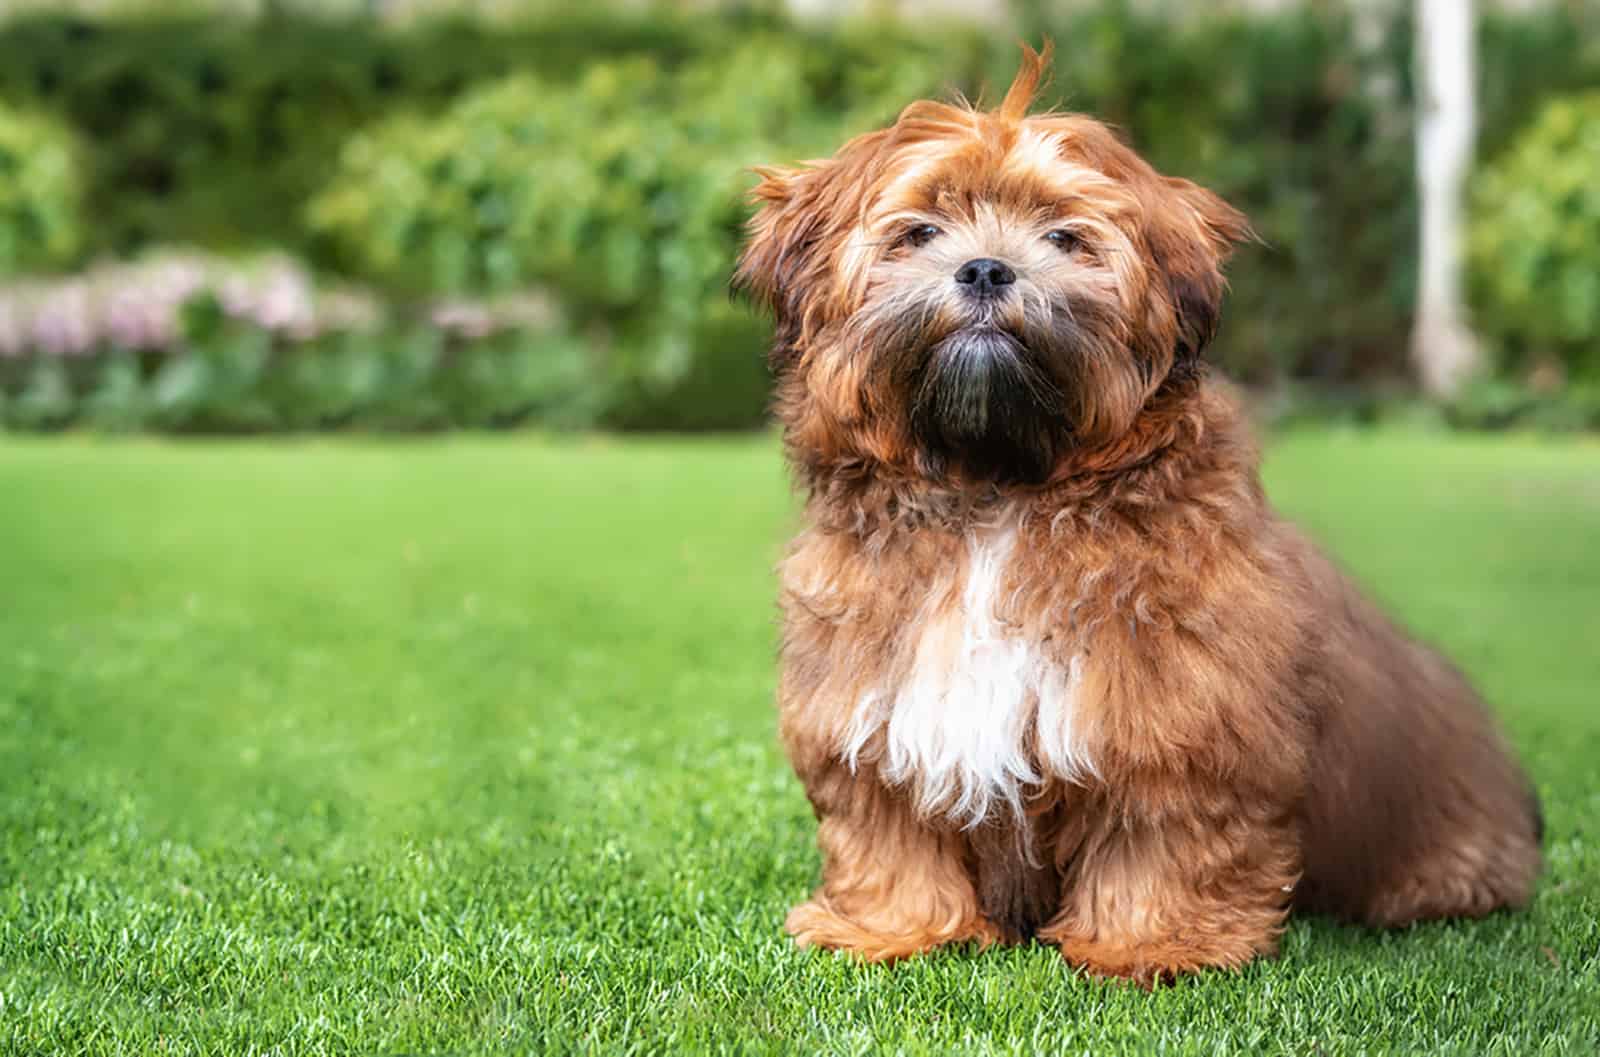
(735, 45, 1542, 984)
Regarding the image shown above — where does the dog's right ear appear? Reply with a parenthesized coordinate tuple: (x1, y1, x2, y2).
(736, 130, 889, 366)
(733, 164, 829, 352)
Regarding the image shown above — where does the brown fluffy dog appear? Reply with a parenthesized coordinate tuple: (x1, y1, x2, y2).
(735, 46, 1542, 984)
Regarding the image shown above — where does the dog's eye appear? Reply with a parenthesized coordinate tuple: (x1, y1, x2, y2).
(1045, 229, 1083, 252)
(900, 224, 942, 248)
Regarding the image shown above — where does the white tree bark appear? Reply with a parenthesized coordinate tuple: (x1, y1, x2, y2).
(1412, 0, 1482, 398)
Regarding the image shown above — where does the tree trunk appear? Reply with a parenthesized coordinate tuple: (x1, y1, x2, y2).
(1412, 0, 1481, 398)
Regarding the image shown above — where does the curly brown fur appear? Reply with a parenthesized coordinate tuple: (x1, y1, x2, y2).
(739, 44, 1542, 985)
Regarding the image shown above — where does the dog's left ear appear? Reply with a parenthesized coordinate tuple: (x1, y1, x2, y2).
(1149, 177, 1252, 363)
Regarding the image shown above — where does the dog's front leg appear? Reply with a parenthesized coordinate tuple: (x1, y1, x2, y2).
(1039, 784, 1301, 985)
(1035, 599, 1312, 986)
(785, 761, 1000, 961)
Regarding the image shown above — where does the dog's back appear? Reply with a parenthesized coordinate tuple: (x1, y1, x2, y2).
(1281, 529, 1543, 924)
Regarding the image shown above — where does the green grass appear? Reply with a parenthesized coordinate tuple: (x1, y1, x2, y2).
(1, 428, 1597, 1055)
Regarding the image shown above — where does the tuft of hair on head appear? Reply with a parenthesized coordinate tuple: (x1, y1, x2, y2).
(997, 40, 1055, 123)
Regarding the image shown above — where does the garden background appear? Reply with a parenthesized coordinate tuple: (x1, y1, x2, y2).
(2, 1, 1597, 1054)
(1, 0, 1598, 431)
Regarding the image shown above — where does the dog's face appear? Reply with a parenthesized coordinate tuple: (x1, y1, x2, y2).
(737, 48, 1249, 484)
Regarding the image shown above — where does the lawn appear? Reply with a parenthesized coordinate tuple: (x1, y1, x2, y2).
(1, 428, 1597, 1055)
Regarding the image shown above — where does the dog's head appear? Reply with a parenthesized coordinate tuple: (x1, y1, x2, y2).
(737, 44, 1249, 485)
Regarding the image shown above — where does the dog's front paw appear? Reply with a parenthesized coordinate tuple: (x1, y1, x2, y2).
(1049, 932, 1267, 988)
(785, 898, 998, 962)
(783, 899, 858, 950)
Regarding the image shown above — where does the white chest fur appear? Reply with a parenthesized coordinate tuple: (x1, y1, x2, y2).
(841, 518, 1093, 827)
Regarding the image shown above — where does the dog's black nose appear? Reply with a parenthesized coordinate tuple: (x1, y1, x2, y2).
(954, 258, 1016, 296)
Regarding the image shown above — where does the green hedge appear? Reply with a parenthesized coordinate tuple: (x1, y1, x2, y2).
(1470, 91, 1600, 385)
(0, 11, 785, 257)
(0, 250, 598, 433)
(0, 323, 595, 434)
(306, 36, 971, 427)
(298, 6, 1432, 412)
(0, 5, 1596, 432)
(0, 103, 81, 276)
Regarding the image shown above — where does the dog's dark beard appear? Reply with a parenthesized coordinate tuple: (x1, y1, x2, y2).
(908, 325, 1067, 485)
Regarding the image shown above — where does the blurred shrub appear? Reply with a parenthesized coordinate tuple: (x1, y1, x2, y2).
(0, 104, 82, 277)
(0, 11, 745, 256)
(1469, 92, 1600, 386)
(0, 5, 1595, 432)
(0, 250, 593, 433)
(308, 37, 969, 426)
(304, 11, 1422, 423)
(137, 311, 595, 434)
(1477, 5, 1600, 162)
(1, 319, 598, 435)
(302, 2, 1594, 418)
(1442, 376, 1600, 433)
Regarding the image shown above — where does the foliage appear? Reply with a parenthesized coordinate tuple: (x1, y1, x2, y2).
(1477, 4, 1600, 162)
(1443, 376, 1600, 434)
(0, 250, 593, 433)
(0, 104, 82, 277)
(306, 35, 977, 426)
(1469, 91, 1600, 385)
(0, 322, 596, 434)
(0, 249, 385, 355)
(148, 312, 595, 434)
(2, 433, 1597, 1052)
(0, 327, 599, 435)
(1, 323, 601, 434)
(305, 65, 738, 402)
(0, 11, 749, 256)
(0, 6, 1596, 431)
